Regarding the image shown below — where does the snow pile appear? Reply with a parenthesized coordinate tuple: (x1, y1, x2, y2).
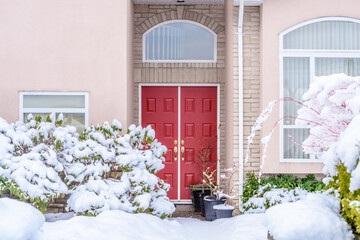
(0, 198, 45, 240)
(33, 210, 268, 240)
(0, 115, 174, 217)
(265, 193, 353, 240)
(243, 184, 309, 214)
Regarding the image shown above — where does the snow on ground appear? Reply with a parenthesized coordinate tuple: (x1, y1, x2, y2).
(33, 211, 267, 240)
(0, 197, 354, 240)
(0, 198, 44, 240)
(265, 193, 353, 240)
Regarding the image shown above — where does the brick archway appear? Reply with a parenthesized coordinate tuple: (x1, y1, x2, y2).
(135, 6, 224, 34)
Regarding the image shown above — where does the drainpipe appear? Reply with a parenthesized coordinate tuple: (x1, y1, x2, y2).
(237, 0, 244, 212)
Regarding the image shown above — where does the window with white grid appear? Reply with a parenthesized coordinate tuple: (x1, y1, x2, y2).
(280, 17, 360, 162)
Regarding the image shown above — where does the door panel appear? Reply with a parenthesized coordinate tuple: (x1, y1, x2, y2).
(180, 87, 217, 199)
(141, 86, 217, 200)
(141, 87, 178, 200)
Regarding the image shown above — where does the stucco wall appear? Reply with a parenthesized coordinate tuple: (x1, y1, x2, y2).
(0, 0, 134, 127)
(260, 0, 360, 174)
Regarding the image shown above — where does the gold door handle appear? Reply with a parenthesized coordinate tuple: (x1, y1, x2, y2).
(174, 146, 178, 161)
(181, 146, 185, 161)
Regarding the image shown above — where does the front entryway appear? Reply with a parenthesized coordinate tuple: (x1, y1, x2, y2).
(141, 86, 218, 200)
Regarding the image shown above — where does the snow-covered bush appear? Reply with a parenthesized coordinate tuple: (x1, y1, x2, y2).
(0, 114, 175, 218)
(0, 114, 71, 211)
(66, 123, 174, 218)
(242, 173, 324, 213)
(297, 74, 360, 233)
(244, 185, 308, 214)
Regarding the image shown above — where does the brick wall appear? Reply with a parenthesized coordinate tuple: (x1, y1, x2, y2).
(0, 190, 68, 213)
(242, 7, 261, 176)
(232, 6, 261, 186)
(133, 5, 227, 184)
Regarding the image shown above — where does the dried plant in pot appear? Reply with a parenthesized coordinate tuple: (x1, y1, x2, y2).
(213, 166, 237, 219)
(189, 137, 217, 213)
(202, 167, 226, 221)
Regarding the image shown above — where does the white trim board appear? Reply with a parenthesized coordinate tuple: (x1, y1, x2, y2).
(139, 84, 221, 201)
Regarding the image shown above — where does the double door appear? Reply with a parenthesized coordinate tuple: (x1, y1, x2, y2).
(141, 86, 217, 200)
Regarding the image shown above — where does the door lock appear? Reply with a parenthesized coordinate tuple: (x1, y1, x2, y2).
(181, 140, 185, 145)
(174, 140, 178, 145)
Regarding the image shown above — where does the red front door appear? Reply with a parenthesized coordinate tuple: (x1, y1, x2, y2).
(141, 86, 217, 200)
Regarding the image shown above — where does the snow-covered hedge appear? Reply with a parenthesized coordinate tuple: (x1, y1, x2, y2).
(297, 74, 360, 233)
(244, 184, 308, 214)
(242, 173, 324, 214)
(0, 114, 175, 218)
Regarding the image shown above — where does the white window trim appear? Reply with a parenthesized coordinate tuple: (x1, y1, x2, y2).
(279, 17, 360, 163)
(20, 92, 89, 127)
(142, 20, 217, 63)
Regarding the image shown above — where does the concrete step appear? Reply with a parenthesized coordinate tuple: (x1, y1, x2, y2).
(171, 204, 205, 220)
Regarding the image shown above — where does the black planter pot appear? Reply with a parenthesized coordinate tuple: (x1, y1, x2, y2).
(189, 184, 210, 212)
(203, 196, 226, 221)
(200, 193, 207, 217)
(193, 190, 210, 212)
(214, 205, 234, 219)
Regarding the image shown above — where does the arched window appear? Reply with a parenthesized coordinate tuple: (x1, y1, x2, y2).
(143, 20, 216, 62)
(280, 17, 360, 162)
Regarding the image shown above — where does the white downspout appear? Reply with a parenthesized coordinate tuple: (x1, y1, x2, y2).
(238, 0, 244, 212)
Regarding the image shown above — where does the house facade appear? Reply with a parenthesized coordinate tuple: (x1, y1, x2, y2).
(1, 0, 360, 211)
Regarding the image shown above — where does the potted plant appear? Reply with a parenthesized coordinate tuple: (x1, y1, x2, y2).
(213, 166, 236, 219)
(189, 137, 216, 213)
(202, 167, 226, 221)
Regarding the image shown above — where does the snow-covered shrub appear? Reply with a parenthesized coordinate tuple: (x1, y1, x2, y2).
(65, 123, 174, 218)
(297, 74, 360, 233)
(244, 185, 308, 214)
(242, 173, 324, 213)
(0, 114, 175, 218)
(0, 114, 71, 211)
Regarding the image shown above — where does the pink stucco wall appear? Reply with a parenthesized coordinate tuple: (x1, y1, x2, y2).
(260, 0, 360, 174)
(0, 0, 134, 127)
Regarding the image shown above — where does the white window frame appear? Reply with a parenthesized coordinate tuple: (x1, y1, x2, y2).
(279, 17, 360, 163)
(20, 92, 89, 127)
(142, 20, 217, 63)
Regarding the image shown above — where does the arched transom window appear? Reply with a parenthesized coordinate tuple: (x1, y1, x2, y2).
(280, 17, 360, 162)
(143, 20, 216, 62)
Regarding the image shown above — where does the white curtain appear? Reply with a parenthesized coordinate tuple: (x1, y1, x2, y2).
(284, 20, 360, 50)
(23, 95, 85, 109)
(316, 58, 360, 76)
(283, 57, 310, 159)
(145, 22, 215, 61)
